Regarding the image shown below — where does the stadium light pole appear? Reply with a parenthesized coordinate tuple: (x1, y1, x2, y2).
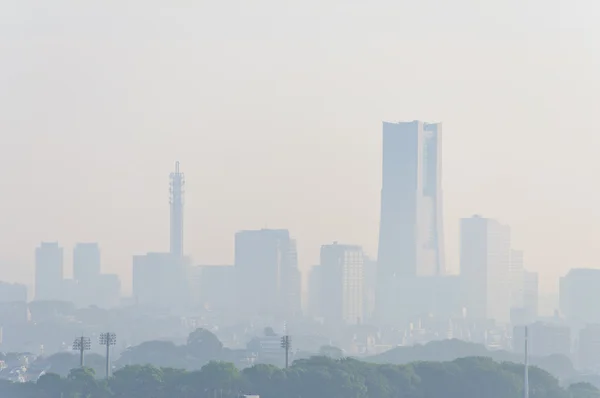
(280, 335, 291, 369)
(72, 336, 91, 367)
(99, 332, 116, 379)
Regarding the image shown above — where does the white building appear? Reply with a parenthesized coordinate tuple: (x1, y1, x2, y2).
(320, 242, 364, 325)
(460, 215, 511, 322)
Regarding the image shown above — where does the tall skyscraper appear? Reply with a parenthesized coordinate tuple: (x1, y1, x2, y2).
(376, 120, 445, 324)
(35, 242, 64, 301)
(73, 243, 101, 283)
(234, 229, 301, 320)
(460, 215, 511, 322)
(170, 161, 184, 259)
(319, 242, 364, 325)
(377, 120, 445, 279)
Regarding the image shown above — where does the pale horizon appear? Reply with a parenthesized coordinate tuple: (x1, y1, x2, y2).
(1, 0, 599, 297)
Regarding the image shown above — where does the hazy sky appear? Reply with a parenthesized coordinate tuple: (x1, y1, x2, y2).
(1, 1, 599, 294)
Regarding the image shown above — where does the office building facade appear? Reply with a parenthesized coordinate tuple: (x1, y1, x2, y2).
(191, 265, 236, 313)
(73, 243, 101, 283)
(509, 249, 524, 308)
(133, 252, 189, 309)
(514, 322, 571, 357)
(34, 242, 64, 301)
(377, 121, 445, 323)
(560, 268, 600, 325)
(377, 120, 445, 279)
(319, 243, 364, 325)
(0, 282, 27, 303)
(460, 215, 511, 322)
(235, 229, 301, 320)
(170, 161, 185, 259)
(523, 271, 539, 321)
(578, 325, 600, 371)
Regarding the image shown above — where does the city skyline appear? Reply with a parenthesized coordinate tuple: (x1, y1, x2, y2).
(2, 1, 598, 297)
(2, 2, 600, 394)
(0, 128, 575, 300)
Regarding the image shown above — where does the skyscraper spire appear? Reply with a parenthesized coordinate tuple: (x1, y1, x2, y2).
(524, 326, 529, 398)
(169, 161, 185, 259)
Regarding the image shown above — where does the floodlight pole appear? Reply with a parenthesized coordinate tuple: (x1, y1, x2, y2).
(99, 332, 116, 379)
(79, 336, 85, 367)
(105, 337, 109, 378)
(72, 336, 91, 368)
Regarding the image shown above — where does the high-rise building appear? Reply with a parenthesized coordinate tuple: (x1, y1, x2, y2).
(73, 243, 101, 283)
(319, 243, 364, 325)
(169, 161, 184, 259)
(307, 265, 324, 319)
(133, 252, 174, 307)
(523, 271, 539, 321)
(34, 242, 64, 301)
(509, 250, 524, 308)
(96, 274, 121, 308)
(377, 120, 445, 279)
(191, 265, 236, 313)
(560, 269, 600, 325)
(132, 252, 191, 309)
(234, 229, 301, 320)
(377, 121, 445, 323)
(460, 215, 511, 322)
(362, 256, 377, 323)
(0, 282, 27, 303)
(511, 269, 540, 326)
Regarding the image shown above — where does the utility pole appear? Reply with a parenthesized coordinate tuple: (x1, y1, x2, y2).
(99, 332, 116, 379)
(72, 336, 91, 367)
(524, 326, 529, 398)
(280, 335, 292, 369)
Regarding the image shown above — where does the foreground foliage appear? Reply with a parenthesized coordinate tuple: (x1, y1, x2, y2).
(1, 356, 598, 398)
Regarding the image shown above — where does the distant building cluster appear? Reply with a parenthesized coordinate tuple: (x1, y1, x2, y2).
(34, 242, 120, 308)
(2, 119, 599, 367)
(18, 121, 544, 328)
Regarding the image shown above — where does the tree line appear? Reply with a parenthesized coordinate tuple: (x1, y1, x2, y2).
(1, 355, 599, 398)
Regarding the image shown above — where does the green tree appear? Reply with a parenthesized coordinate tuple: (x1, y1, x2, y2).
(116, 340, 187, 369)
(36, 373, 64, 398)
(67, 367, 107, 398)
(111, 365, 164, 398)
(319, 345, 345, 359)
(186, 329, 223, 364)
(568, 383, 600, 398)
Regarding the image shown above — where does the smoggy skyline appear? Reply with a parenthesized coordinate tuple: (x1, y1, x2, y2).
(1, 1, 599, 293)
